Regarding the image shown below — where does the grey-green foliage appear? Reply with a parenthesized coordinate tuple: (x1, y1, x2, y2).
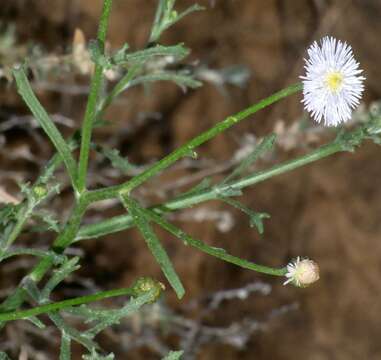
(59, 332, 72, 360)
(90, 41, 190, 69)
(162, 350, 184, 360)
(20, 260, 156, 356)
(0, 352, 11, 360)
(97, 145, 144, 176)
(0, 203, 20, 246)
(150, 0, 204, 43)
(0, 181, 59, 255)
(1, 0, 380, 358)
(41, 257, 81, 299)
(121, 195, 185, 299)
(112, 43, 190, 66)
(68, 290, 154, 338)
(30, 210, 60, 233)
(220, 134, 276, 185)
(0, 23, 16, 54)
(172, 135, 276, 234)
(82, 350, 115, 360)
(0, 9, 202, 354)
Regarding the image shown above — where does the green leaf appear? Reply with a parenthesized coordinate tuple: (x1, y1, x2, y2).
(163, 350, 184, 360)
(82, 350, 114, 360)
(12, 66, 78, 190)
(97, 146, 143, 175)
(89, 39, 111, 69)
(0, 248, 63, 263)
(120, 195, 185, 299)
(100, 63, 142, 111)
(112, 44, 190, 66)
(27, 315, 46, 329)
(84, 290, 155, 338)
(0, 352, 11, 360)
(31, 211, 60, 233)
(41, 257, 81, 299)
(182, 178, 212, 196)
(0, 203, 20, 246)
(130, 70, 202, 90)
(150, 1, 204, 42)
(0, 203, 19, 228)
(139, 206, 285, 277)
(50, 313, 98, 352)
(219, 197, 270, 234)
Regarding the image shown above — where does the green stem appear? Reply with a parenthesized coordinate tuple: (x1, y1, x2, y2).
(76, 140, 344, 240)
(0, 287, 136, 322)
(77, 0, 114, 194)
(98, 63, 142, 116)
(84, 82, 303, 203)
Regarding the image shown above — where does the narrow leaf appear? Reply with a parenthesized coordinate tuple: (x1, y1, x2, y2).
(120, 195, 185, 299)
(97, 146, 143, 175)
(0, 352, 11, 360)
(221, 134, 276, 185)
(112, 44, 190, 66)
(163, 350, 184, 360)
(130, 71, 202, 90)
(12, 66, 78, 189)
(27, 315, 46, 329)
(59, 332, 71, 360)
(50, 313, 98, 351)
(140, 207, 285, 276)
(180, 178, 211, 198)
(41, 257, 81, 299)
(85, 291, 154, 338)
(82, 350, 115, 360)
(220, 197, 270, 234)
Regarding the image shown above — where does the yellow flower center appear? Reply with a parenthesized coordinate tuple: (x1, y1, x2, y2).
(325, 71, 343, 92)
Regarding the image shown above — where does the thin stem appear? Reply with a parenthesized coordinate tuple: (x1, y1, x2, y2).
(77, 0, 113, 194)
(85, 82, 303, 203)
(77, 140, 344, 240)
(0, 287, 136, 322)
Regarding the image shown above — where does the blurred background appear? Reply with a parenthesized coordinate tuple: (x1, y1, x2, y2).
(0, 0, 381, 359)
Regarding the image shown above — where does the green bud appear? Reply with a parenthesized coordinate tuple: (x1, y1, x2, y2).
(132, 277, 165, 303)
(33, 185, 48, 199)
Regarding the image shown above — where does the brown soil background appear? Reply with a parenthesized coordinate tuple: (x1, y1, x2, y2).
(1, 0, 381, 359)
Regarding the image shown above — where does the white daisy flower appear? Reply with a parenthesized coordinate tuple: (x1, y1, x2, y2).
(301, 36, 365, 127)
(284, 257, 320, 288)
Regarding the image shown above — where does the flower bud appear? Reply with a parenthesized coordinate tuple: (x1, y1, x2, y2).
(132, 277, 165, 303)
(33, 185, 48, 200)
(284, 257, 320, 288)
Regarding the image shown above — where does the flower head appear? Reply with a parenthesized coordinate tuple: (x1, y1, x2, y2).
(301, 36, 365, 127)
(284, 257, 320, 288)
